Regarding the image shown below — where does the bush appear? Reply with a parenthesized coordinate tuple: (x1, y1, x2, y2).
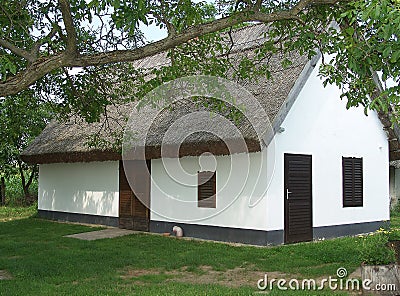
(3, 174, 38, 206)
(391, 202, 400, 217)
(0, 202, 37, 220)
(359, 228, 396, 265)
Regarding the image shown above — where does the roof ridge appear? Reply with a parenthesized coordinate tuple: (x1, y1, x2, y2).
(227, 22, 264, 34)
(221, 23, 266, 45)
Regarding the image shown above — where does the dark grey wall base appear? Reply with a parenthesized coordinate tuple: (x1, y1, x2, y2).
(151, 220, 387, 246)
(150, 220, 283, 246)
(37, 210, 386, 245)
(38, 209, 119, 227)
(313, 220, 387, 240)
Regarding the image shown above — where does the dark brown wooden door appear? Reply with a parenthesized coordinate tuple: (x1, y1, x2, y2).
(284, 154, 313, 244)
(119, 160, 150, 231)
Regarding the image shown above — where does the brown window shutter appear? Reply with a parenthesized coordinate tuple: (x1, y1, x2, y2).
(198, 171, 216, 208)
(342, 157, 363, 207)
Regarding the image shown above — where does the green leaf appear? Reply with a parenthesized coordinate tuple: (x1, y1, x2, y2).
(390, 51, 400, 63)
(8, 62, 16, 75)
(374, 4, 381, 19)
(345, 27, 355, 36)
(383, 46, 392, 58)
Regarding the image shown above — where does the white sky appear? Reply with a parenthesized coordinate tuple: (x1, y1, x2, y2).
(139, 0, 213, 42)
(140, 22, 168, 42)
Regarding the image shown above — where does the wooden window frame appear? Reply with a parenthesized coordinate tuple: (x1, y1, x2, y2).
(198, 171, 216, 208)
(342, 157, 363, 207)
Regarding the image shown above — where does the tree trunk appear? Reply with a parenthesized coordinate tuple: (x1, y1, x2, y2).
(17, 159, 31, 204)
(361, 264, 400, 295)
(25, 168, 37, 204)
(0, 177, 5, 206)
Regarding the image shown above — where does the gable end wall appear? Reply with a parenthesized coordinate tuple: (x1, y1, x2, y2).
(266, 58, 389, 231)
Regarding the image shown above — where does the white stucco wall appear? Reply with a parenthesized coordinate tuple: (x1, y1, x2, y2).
(151, 151, 270, 230)
(150, 58, 389, 232)
(38, 161, 119, 217)
(266, 59, 389, 231)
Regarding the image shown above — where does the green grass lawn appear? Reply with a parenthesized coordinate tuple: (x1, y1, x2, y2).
(0, 208, 399, 295)
(0, 217, 357, 295)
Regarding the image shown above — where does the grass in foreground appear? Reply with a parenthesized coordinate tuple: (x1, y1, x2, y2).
(0, 217, 360, 295)
(2, 207, 400, 295)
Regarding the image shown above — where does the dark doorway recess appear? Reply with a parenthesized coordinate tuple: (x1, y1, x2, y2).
(119, 160, 150, 231)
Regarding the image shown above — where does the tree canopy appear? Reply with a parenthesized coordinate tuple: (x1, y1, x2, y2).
(0, 0, 399, 122)
(0, 90, 52, 200)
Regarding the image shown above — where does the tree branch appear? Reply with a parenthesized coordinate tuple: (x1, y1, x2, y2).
(0, 54, 65, 97)
(16, 159, 26, 190)
(44, 13, 68, 44)
(0, 0, 343, 97)
(30, 26, 59, 58)
(151, 10, 177, 37)
(58, 0, 77, 55)
(26, 165, 36, 189)
(0, 39, 34, 62)
(255, 0, 263, 10)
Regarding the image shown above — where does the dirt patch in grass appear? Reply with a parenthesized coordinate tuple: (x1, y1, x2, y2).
(168, 265, 289, 287)
(120, 265, 291, 288)
(120, 268, 163, 279)
(6, 255, 21, 260)
(120, 265, 364, 290)
(0, 270, 13, 280)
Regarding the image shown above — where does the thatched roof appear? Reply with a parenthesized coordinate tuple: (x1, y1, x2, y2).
(21, 105, 129, 163)
(20, 24, 325, 163)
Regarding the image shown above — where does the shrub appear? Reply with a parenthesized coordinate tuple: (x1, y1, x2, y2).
(3, 174, 38, 206)
(359, 228, 396, 265)
(0, 202, 37, 219)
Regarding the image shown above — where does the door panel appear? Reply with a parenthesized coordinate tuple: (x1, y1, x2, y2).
(284, 154, 313, 244)
(119, 160, 150, 231)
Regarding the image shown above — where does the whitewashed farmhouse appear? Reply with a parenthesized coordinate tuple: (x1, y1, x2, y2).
(22, 24, 395, 245)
